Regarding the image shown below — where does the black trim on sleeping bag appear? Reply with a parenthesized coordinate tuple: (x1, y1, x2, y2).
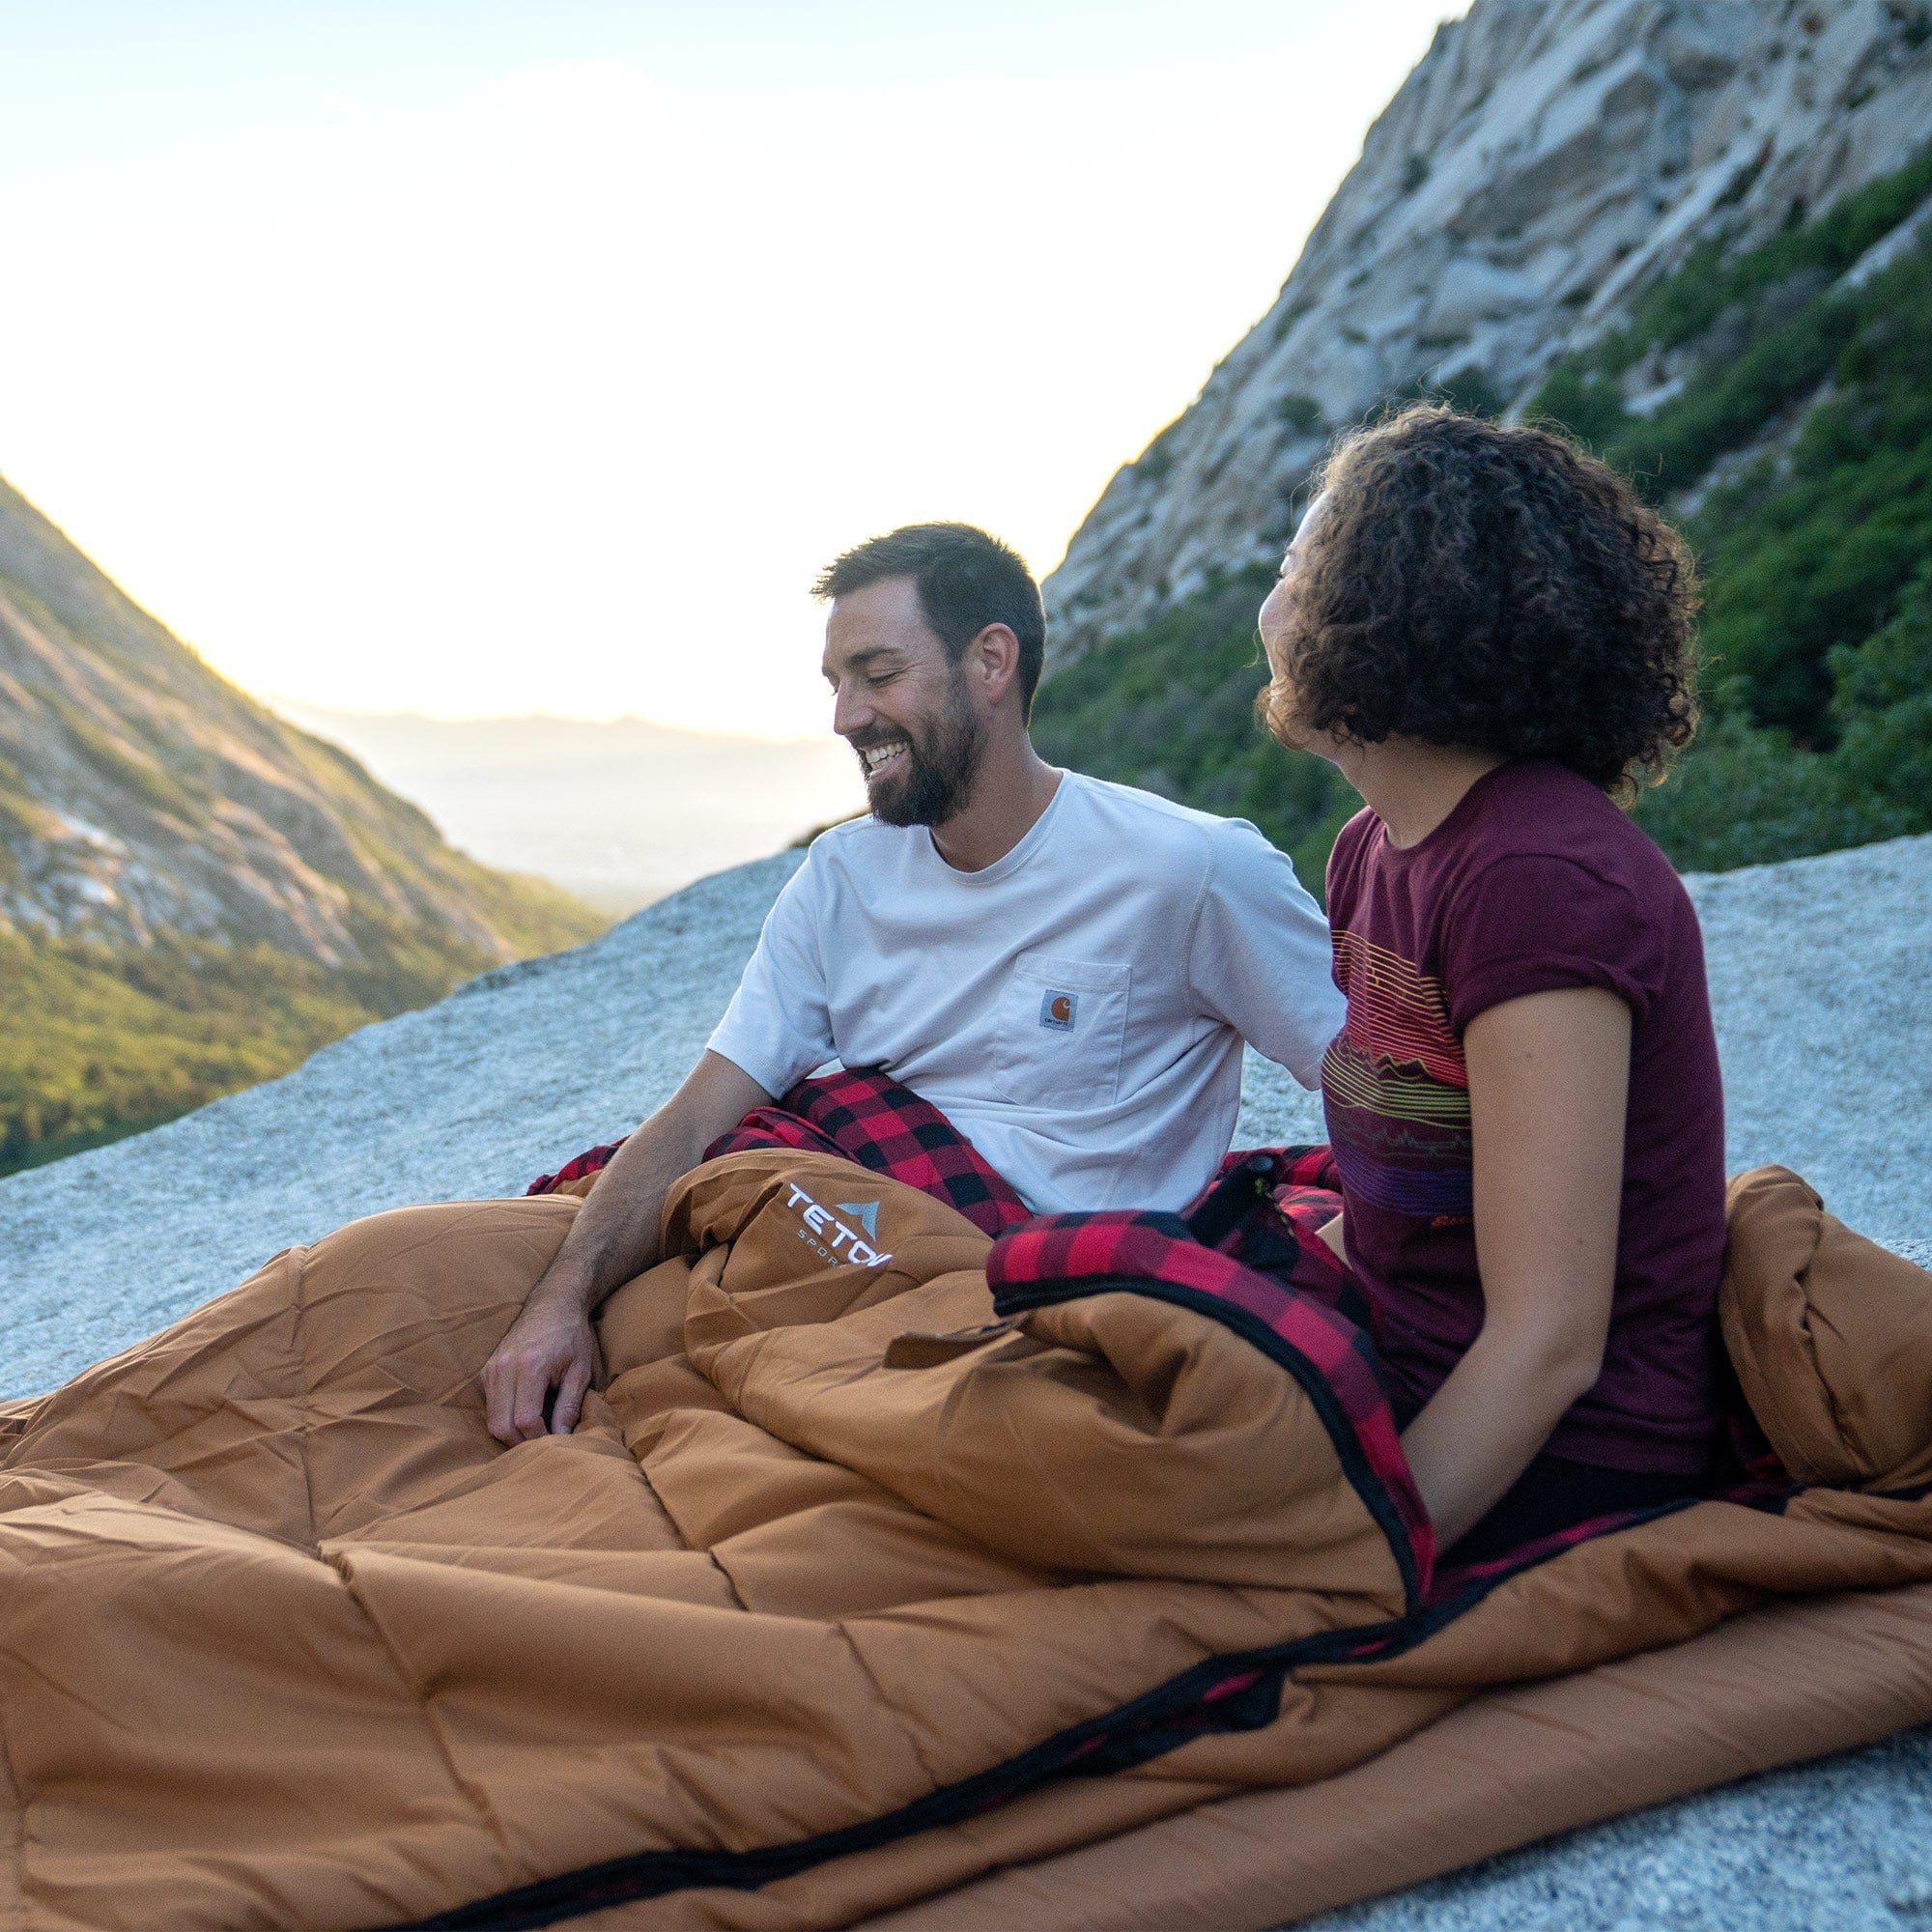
(994, 1272, 1429, 1609)
(378, 1264, 1745, 1931)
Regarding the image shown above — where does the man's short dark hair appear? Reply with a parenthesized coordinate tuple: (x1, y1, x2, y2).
(813, 523, 1047, 722)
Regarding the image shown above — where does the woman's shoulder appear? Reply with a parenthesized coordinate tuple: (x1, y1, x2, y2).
(1329, 804, 1380, 865)
(1460, 762, 1685, 901)
(1438, 764, 1702, 1030)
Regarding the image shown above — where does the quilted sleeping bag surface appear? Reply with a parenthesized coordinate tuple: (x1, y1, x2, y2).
(0, 1150, 1927, 1929)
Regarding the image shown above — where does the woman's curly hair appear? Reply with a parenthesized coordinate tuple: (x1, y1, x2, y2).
(1265, 406, 1700, 796)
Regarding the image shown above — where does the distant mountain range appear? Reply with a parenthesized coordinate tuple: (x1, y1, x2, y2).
(0, 475, 607, 1174)
(1035, 0, 1932, 887)
(275, 705, 863, 917)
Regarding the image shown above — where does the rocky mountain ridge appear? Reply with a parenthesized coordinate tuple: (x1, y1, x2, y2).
(0, 475, 593, 968)
(1043, 0, 1932, 661)
(0, 473, 603, 1168)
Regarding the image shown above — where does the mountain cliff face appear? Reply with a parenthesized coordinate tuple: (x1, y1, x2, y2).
(1032, 0, 1932, 896)
(1044, 0, 1932, 660)
(0, 475, 604, 1169)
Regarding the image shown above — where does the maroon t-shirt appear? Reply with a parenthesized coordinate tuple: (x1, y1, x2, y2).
(1321, 760, 1726, 1474)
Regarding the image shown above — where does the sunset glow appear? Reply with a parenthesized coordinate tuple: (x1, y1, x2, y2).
(0, 2, 1459, 741)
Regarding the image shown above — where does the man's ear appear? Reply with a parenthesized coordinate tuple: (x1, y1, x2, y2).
(968, 624, 1021, 707)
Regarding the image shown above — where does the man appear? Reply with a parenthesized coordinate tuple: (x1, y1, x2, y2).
(483, 522, 1343, 1443)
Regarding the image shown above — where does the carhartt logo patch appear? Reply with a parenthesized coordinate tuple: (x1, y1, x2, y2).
(1038, 989, 1077, 1032)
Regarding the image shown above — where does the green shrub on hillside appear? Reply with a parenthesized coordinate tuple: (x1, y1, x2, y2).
(1277, 392, 1326, 434)
(1633, 565, 1932, 870)
(0, 933, 382, 1174)
(1816, 561, 1932, 832)
(1529, 146, 1932, 862)
(1579, 143, 1932, 379)
(1690, 248, 1932, 739)
(0, 857, 603, 1176)
(1031, 568, 1359, 895)
(1524, 146, 1932, 741)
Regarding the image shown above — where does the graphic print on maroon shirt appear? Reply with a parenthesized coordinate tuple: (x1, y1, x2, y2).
(1321, 760, 1727, 1475)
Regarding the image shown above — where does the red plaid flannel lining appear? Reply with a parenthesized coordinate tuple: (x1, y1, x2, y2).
(526, 1139, 627, 1195)
(1173, 1145, 1365, 1321)
(987, 1208, 1435, 1602)
(703, 1068, 1032, 1238)
(527, 1068, 1032, 1240)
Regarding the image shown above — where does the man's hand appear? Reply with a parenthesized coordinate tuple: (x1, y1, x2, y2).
(479, 1051, 774, 1445)
(483, 1284, 597, 1443)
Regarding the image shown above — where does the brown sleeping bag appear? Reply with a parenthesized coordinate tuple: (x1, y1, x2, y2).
(0, 1154, 1924, 1929)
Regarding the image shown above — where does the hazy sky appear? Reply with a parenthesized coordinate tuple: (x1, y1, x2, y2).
(1, 2, 1460, 738)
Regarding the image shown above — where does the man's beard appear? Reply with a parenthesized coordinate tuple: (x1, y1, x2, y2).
(854, 690, 986, 829)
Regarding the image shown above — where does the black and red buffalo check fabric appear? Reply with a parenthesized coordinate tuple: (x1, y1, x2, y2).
(528, 1094, 1756, 1597)
(526, 1067, 1033, 1238)
(704, 1069, 1034, 1237)
(985, 1175, 1435, 1597)
(1179, 1144, 1360, 1320)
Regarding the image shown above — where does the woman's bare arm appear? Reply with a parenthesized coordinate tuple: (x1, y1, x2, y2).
(1398, 985, 1632, 1550)
(482, 1050, 771, 1444)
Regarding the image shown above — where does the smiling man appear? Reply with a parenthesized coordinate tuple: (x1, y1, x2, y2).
(481, 523, 1343, 1442)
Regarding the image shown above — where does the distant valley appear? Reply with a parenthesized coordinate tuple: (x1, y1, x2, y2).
(277, 706, 865, 917)
(0, 476, 608, 1174)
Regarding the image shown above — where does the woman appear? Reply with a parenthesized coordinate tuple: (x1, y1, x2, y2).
(1259, 406, 1723, 1566)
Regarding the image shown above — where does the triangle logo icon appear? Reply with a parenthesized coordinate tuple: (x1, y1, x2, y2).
(836, 1201, 881, 1239)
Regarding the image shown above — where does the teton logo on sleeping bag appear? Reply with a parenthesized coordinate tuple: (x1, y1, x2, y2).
(1038, 989, 1077, 1032)
(838, 1200, 881, 1239)
(783, 1182, 893, 1267)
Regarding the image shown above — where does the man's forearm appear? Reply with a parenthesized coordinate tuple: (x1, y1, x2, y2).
(534, 1107, 719, 1314)
(529, 1052, 773, 1316)
(485, 1053, 771, 1441)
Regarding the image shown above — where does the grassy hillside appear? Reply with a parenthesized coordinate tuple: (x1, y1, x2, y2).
(1, 932, 417, 1172)
(0, 479, 606, 1176)
(1530, 147, 1932, 870)
(0, 870, 599, 1177)
(1034, 147, 1932, 887)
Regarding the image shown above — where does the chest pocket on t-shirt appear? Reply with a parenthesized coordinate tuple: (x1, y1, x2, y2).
(994, 952, 1131, 1111)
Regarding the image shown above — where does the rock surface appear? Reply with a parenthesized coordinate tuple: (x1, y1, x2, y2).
(2, 830, 1924, 1386)
(0, 828, 1925, 1926)
(1309, 1722, 1932, 1931)
(1044, 0, 1932, 660)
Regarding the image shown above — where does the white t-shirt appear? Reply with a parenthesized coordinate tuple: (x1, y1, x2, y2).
(707, 773, 1344, 1212)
